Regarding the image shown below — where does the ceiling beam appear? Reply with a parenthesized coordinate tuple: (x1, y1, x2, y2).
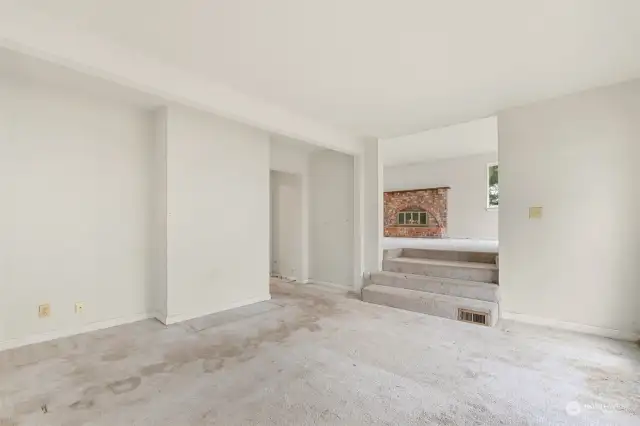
(0, 6, 365, 155)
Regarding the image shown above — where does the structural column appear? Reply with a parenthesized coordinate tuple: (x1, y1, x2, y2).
(150, 107, 169, 323)
(151, 105, 271, 325)
(299, 170, 310, 283)
(354, 138, 383, 291)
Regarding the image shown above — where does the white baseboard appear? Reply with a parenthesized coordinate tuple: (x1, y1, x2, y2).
(306, 280, 351, 291)
(502, 311, 640, 342)
(272, 276, 315, 285)
(152, 310, 168, 324)
(0, 313, 152, 352)
(163, 294, 272, 325)
(271, 275, 298, 282)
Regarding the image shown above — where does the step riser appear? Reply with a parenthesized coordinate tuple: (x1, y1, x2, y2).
(383, 248, 403, 260)
(362, 286, 499, 326)
(370, 273, 499, 303)
(400, 248, 497, 264)
(383, 260, 498, 283)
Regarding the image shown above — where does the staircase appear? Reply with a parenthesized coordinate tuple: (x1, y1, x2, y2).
(362, 248, 500, 326)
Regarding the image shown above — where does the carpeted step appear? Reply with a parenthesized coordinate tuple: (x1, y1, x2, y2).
(383, 257, 498, 283)
(362, 284, 499, 326)
(400, 248, 497, 264)
(370, 271, 499, 303)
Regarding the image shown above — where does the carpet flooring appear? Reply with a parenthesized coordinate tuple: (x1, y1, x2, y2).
(1, 279, 638, 425)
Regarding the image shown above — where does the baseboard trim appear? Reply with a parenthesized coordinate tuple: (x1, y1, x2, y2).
(306, 280, 351, 291)
(271, 275, 298, 282)
(502, 311, 640, 342)
(152, 310, 168, 324)
(163, 294, 272, 325)
(272, 277, 312, 284)
(0, 313, 152, 352)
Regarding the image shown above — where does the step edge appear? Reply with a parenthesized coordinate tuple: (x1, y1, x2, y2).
(384, 257, 499, 270)
(400, 248, 498, 255)
(363, 284, 499, 306)
(366, 282, 500, 303)
(371, 271, 497, 288)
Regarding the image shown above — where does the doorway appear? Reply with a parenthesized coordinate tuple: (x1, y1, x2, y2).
(270, 170, 303, 280)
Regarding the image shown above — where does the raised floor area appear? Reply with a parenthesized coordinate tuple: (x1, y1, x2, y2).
(364, 247, 500, 326)
(1, 280, 638, 425)
(383, 237, 499, 253)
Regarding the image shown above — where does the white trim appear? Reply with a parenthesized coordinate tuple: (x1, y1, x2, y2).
(271, 274, 298, 282)
(153, 311, 168, 324)
(163, 294, 271, 325)
(306, 280, 352, 291)
(353, 151, 365, 293)
(355, 139, 383, 293)
(502, 311, 640, 342)
(0, 313, 152, 352)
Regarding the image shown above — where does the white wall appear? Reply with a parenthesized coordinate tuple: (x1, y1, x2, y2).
(499, 79, 640, 338)
(269, 136, 312, 283)
(382, 117, 497, 166)
(385, 152, 498, 240)
(0, 8, 364, 156)
(270, 135, 313, 175)
(0, 53, 374, 350)
(165, 106, 271, 323)
(0, 76, 153, 349)
(309, 150, 355, 287)
(270, 171, 303, 280)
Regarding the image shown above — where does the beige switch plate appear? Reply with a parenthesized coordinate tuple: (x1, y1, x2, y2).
(529, 206, 543, 219)
(38, 304, 51, 318)
(75, 302, 84, 314)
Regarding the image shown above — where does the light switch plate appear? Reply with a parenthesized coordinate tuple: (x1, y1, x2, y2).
(529, 206, 543, 219)
(38, 304, 50, 318)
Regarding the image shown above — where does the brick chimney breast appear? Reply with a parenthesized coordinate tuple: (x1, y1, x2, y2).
(384, 187, 449, 238)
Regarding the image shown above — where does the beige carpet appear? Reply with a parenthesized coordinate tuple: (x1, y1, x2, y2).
(1, 279, 638, 425)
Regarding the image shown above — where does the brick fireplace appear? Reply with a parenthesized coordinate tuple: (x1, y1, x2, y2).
(384, 187, 449, 238)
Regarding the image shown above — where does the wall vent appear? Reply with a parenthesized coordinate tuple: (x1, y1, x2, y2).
(458, 309, 489, 326)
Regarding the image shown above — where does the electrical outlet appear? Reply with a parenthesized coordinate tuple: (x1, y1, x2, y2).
(75, 302, 84, 314)
(38, 304, 51, 318)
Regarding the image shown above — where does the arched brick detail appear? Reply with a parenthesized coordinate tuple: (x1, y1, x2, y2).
(384, 187, 449, 238)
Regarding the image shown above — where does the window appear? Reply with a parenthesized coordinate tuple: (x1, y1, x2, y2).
(487, 162, 499, 209)
(397, 210, 429, 226)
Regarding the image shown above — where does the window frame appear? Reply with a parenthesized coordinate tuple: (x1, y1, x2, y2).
(396, 210, 429, 227)
(486, 162, 499, 211)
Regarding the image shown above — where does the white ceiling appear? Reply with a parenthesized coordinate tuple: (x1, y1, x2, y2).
(382, 116, 498, 166)
(5, 0, 640, 138)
